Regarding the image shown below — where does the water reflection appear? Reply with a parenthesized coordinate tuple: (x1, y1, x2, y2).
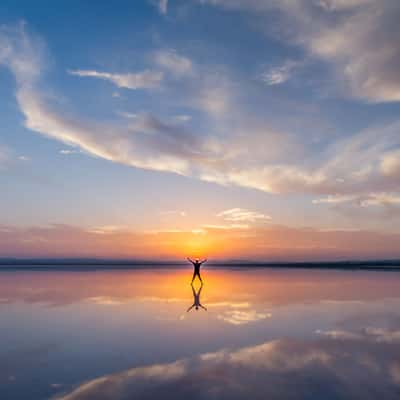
(187, 282, 207, 312)
(1, 268, 400, 399)
(1, 268, 400, 307)
(55, 322, 400, 400)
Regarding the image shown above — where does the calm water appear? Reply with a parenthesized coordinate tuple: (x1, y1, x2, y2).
(1, 267, 400, 399)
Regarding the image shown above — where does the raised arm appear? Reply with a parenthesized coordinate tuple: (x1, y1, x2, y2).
(187, 304, 195, 312)
(200, 258, 207, 264)
(187, 257, 194, 264)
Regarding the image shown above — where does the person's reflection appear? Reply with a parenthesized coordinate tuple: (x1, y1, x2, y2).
(187, 282, 207, 312)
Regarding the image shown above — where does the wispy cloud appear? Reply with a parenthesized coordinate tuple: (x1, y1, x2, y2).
(201, 0, 400, 103)
(316, 326, 400, 344)
(116, 111, 138, 119)
(217, 208, 271, 223)
(313, 192, 400, 219)
(196, 79, 231, 116)
(153, 49, 193, 77)
(381, 149, 400, 179)
(0, 25, 213, 176)
(1, 22, 400, 205)
(314, 193, 400, 207)
(158, 0, 168, 15)
(201, 224, 249, 231)
(316, 0, 376, 12)
(59, 149, 79, 155)
(313, 195, 358, 205)
(261, 60, 298, 86)
(217, 309, 272, 325)
(68, 69, 163, 90)
(173, 114, 192, 122)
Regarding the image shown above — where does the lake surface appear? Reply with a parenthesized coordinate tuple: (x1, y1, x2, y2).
(1, 267, 400, 399)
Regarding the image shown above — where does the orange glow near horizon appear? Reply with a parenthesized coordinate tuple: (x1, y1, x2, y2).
(1, 223, 400, 261)
(2, 268, 400, 308)
(179, 231, 219, 259)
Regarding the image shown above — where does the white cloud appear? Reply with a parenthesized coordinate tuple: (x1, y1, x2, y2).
(316, 0, 375, 11)
(315, 329, 364, 341)
(88, 296, 124, 306)
(196, 82, 230, 116)
(261, 60, 298, 85)
(313, 195, 358, 205)
(0, 25, 215, 176)
(200, 0, 400, 103)
(381, 150, 400, 178)
(68, 69, 163, 90)
(117, 111, 138, 119)
(218, 309, 272, 325)
(173, 115, 192, 122)
(313, 193, 400, 208)
(217, 208, 271, 222)
(158, 0, 168, 15)
(313, 191, 400, 220)
(202, 223, 249, 231)
(317, 327, 400, 344)
(59, 149, 79, 155)
(361, 193, 400, 207)
(153, 49, 193, 76)
(1, 22, 400, 204)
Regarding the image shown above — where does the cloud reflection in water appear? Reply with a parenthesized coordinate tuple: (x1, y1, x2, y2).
(56, 327, 400, 400)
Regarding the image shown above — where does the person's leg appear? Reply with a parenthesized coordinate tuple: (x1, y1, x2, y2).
(197, 271, 203, 284)
(191, 272, 196, 284)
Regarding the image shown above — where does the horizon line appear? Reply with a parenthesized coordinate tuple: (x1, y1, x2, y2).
(1, 257, 400, 267)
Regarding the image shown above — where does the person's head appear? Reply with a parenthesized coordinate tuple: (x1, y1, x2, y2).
(195, 258, 199, 262)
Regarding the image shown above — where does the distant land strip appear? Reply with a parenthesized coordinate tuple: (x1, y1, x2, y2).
(0, 258, 399, 271)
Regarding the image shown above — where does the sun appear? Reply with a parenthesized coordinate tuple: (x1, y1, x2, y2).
(181, 230, 214, 258)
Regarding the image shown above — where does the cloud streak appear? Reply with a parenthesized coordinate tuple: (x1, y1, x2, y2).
(217, 208, 271, 223)
(153, 49, 193, 77)
(1, 21, 399, 208)
(261, 60, 298, 85)
(68, 69, 163, 90)
(217, 309, 272, 325)
(157, 0, 168, 15)
(200, 0, 400, 103)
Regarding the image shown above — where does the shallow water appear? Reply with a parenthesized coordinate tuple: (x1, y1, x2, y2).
(1, 267, 400, 399)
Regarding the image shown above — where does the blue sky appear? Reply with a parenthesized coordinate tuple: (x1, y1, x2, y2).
(1, 0, 400, 259)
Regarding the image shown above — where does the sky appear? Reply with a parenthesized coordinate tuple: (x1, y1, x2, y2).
(0, 0, 400, 260)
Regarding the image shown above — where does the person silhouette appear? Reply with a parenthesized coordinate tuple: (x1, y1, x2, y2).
(187, 282, 207, 312)
(187, 257, 207, 284)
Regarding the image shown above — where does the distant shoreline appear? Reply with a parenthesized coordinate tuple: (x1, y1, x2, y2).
(0, 259, 399, 271)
